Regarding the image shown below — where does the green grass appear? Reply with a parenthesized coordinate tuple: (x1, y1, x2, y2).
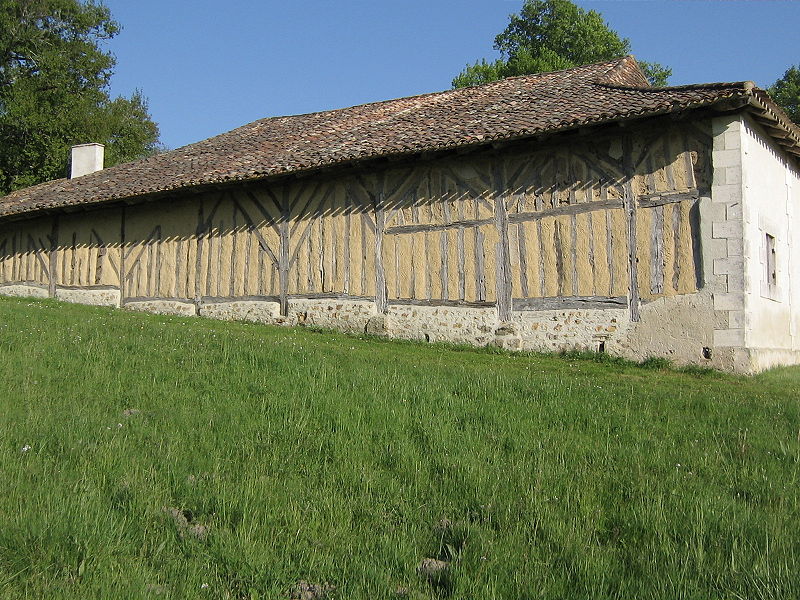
(0, 296, 799, 599)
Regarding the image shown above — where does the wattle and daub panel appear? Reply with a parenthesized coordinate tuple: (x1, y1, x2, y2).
(377, 124, 706, 308)
(0, 122, 711, 316)
(0, 219, 52, 287)
(123, 192, 283, 302)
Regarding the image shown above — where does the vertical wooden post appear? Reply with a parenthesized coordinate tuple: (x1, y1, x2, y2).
(651, 205, 664, 294)
(622, 135, 640, 322)
(69, 232, 77, 286)
(279, 188, 290, 316)
(343, 189, 351, 295)
(119, 207, 126, 305)
(153, 226, 162, 297)
(230, 207, 238, 297)
(48, 216, 59, 298)
(374, 186, 387, 314)
(555, 222, 565, 296)
(493, 162, 512, 322)
(517, 222, 528, 298)
(194, 204, 204, 304)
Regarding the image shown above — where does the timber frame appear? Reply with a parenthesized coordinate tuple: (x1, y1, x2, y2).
(0, 117, 709, 326)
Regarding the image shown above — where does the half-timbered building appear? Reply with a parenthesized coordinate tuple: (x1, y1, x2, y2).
(1, 57, 799, 372)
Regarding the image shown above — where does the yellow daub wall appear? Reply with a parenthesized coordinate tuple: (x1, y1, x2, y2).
(57, 210, 123, 288)
(0, 218, 52, 287)
(0, 122, 711, 310)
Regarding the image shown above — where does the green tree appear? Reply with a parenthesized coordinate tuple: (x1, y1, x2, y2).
(768, 65, 800, 125)
(453, 0, 671, 89)
(0, 0, 160, 195)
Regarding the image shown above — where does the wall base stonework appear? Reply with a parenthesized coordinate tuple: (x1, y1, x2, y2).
(0, 283, 49, 299)
(386, 305, 497, 345)
(0, 284, 755, 372)
(200, 300, 281, 324)
(124, 300, 197, 316)
(55, 286, 120, 307)
(288, 299, 375, 333)
(514, 308, 630, 354)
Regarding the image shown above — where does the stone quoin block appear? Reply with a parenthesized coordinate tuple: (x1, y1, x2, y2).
(713, 328, 745, 348)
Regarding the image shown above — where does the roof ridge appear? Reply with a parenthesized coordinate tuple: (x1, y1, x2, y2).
(175, 58, 634, 152)
(451, 56, 628, 89)
(596, 55, 649, 88)
(598, 80, 751, 93)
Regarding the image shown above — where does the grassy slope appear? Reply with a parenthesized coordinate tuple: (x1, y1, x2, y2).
(0, 296, 798, 600)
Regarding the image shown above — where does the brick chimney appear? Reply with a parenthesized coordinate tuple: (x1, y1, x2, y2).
(70, 143, 105, 178)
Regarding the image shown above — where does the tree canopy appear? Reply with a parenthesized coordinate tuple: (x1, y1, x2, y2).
(0, 0, 160, 195)
(452, 0, 671, 89)
(768, 65, 800, 125)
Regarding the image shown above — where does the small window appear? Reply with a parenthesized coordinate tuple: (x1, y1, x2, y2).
(764, 233, 777, 299)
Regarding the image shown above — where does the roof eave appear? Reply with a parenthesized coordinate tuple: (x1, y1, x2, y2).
(3, 88, 798, 223)
(743, 94, 800, 161)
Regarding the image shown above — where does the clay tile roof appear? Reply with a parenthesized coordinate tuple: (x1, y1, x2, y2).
(2, 55, 798, 219)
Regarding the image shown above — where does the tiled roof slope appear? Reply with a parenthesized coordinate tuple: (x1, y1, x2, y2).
(2, 56, 798, 219)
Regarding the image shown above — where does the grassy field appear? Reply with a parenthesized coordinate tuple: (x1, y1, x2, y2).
(0, 296, 798, 599)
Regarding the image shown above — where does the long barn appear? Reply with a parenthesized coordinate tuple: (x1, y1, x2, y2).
(1, 57, 799, 372)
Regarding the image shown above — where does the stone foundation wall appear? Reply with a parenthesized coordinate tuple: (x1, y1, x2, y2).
(288, 299, 376, 333)
(200, 300, 279, 324)
(0, 283, 49, 299)
(0, 281, 723, 369)
(125, 299, 197, 317)
(55, 286, 120, 307)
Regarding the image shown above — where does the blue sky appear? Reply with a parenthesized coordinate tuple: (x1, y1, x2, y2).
(103, 0, 799, 150)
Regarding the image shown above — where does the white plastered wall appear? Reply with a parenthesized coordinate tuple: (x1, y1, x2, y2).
(739, 116, 800, 370)
(710, 114, 800, 372)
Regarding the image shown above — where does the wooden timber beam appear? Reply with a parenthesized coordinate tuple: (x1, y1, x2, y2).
(47, 216, 59, 298)
(374, 186, 388, 314)
(278, 188, 290, 317)
(492, 162, 512, 322)
(622, 134, 640, 322)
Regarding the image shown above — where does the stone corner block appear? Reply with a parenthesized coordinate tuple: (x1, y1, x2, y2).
(726, 202, 743, 221)
(726, 271, 745, 293)
(713, 256, 743, 276)
(710, 185, 742, 205)
(713, 328, 745, 348)
(727, 310, 746, 329)
(723, 130, 741, 150)
(726, 237, 743, 257)
(712, 220, 742, 240)
(713, 149, 742, 169)
(711, 115, 741, 136)
(724, 166, 742, 185)
(713, 293, 744, 311)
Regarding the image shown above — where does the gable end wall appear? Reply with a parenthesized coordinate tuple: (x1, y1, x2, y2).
(709, 114, 800, 373)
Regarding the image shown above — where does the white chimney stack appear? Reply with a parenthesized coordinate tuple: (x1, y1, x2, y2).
(70, 143, 105, 178)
